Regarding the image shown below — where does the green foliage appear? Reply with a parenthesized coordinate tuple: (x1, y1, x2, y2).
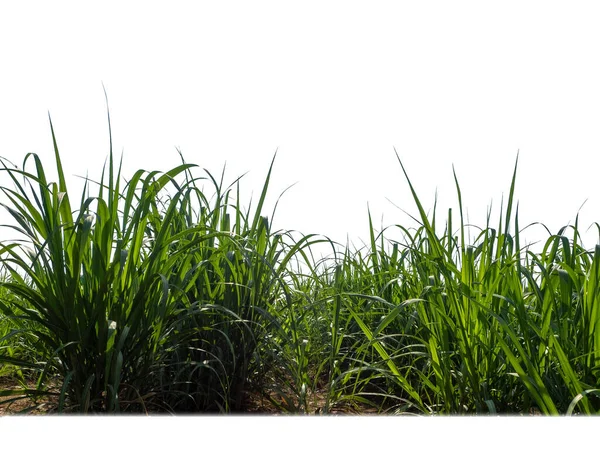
(0, 111, 314, 413)
(1, 113, 599, 415)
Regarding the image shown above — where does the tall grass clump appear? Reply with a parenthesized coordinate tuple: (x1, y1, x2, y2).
(0, 114, 200, 412)
(2, 108, 600, 415)
(317, 152, 600, 414)
(0, 111, 319, 413)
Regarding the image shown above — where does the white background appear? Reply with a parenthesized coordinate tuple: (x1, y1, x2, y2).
(2, 1, 600, 252)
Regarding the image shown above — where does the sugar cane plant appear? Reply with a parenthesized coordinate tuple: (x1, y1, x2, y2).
(0, 110, 320, 413)
(1, 109, 600, 414)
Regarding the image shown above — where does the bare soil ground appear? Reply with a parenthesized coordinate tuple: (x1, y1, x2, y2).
(0, 377, 60, 415)
(0, 376, 380, 415)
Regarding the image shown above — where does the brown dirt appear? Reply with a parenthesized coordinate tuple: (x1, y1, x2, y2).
(239, 383, 382, 415)
(0, 375, 380, 415)
(0, 379, 546, 416)
(0, 377, 60, 415)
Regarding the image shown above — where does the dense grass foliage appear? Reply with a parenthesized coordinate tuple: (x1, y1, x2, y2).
(1, 116, 600, 414)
